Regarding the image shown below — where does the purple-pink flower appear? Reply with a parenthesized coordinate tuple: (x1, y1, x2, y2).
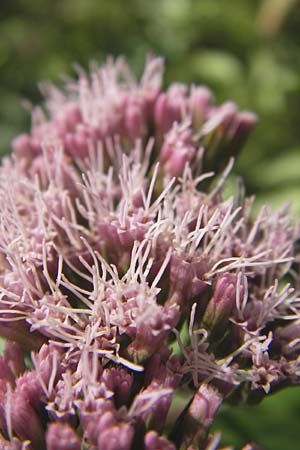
(0, 56, 298, 449)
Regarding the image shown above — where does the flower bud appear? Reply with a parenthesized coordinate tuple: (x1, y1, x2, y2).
(131, 381, 174, 432)
(126, 304, 180, 363)
(97, 419, 134, 450)
(10, 386, 45, 448)
(12, 134, 40, 161)
(101, 367, 133, 408)
(0, 357, 14, 385)
(168, 254, 208, 311)
(124, 95, 147, 141)
(160, 124, 195, 178)
(154, 84, 187, 138)
(63, 103, 82, 130)
(202, 273, 236, 337)
(189, 85, 213, 128)
(46, 422, 81, 450)
(170, 384, 222, 449)
(3, 341, 25, 378)
(14, 371, 44, 415)
(144, 430, 176, 450)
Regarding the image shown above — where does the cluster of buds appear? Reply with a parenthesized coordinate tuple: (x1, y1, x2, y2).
(0, 56, 299, 450)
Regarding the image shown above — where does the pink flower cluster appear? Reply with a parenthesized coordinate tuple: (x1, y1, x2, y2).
(0, 56, 299, 449)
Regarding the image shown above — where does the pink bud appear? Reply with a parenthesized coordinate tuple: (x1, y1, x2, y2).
(64, 104, 82, 130)
(170, 384, 222, 449)
(14, 371, 44, 414)
(202, 273, 236, 335)
(126, 304, 180, 363)
(101, 367, 133, 407)
(12, 134, 40, 160)
(97, 421, 134, 450)
(188, 384, 222, 428)
(154, 83, 187, 137)
(189, 85, 213, 127)
(124, 96, 147, 140)
(144, 430, 176, 450)
(0, 357, 14, 385)
(132, 381, 174, 432)
(10, 386, 45, 448)
(168, 255, 208, 310)
(160, 123, 195, 178)
(46, 422, 81, 450)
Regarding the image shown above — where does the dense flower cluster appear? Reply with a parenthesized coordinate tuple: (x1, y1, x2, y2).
(0, 56, 299, 449)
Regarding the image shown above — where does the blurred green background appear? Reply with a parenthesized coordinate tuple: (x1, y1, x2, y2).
(0, 0, 300, 448)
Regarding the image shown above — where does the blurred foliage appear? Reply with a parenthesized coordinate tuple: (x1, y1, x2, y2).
(213, 387, 300, 449)
(0, 0, 300, 447)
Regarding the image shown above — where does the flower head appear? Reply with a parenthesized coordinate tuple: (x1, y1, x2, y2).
(0, 56, 298, 450)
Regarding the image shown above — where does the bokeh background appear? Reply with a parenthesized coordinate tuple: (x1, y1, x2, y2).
(0, 0, 300, 448)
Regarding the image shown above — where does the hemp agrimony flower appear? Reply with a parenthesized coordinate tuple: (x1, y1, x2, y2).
(0, 56, 299, 450)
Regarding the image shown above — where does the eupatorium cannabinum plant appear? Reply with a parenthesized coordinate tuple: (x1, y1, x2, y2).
(0, 56, 299, 450)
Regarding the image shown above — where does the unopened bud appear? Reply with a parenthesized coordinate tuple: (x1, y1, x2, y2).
(170, 384, 222, 449)
(144, 430, 176, 450)
(46, 422, 81, 450)
(3, 341, 25, 378)
(189, 85, 213, 128)
(202, 273, 236, 337)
